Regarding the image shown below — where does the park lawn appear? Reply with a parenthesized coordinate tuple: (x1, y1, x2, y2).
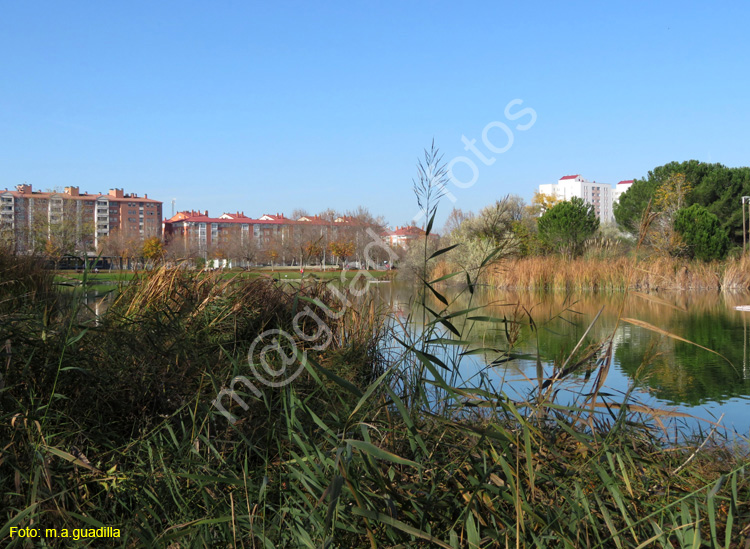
(54, 267, 394, 286)
(54, 271, 139, 285)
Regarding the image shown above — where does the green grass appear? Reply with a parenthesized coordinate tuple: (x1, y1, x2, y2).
(54, 271, 138, 284)
(54, 267, 393, 284)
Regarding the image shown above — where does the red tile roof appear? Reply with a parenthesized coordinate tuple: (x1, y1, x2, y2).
(296, 214, 330, 224)
(220, 212, 251, 219)
(617, 180, 634, 185)
(0, 185, 160, 203)
(559, 175, 579, 180)
(259, 213, 288, 221)
(387, 225, 427, 237)
(164, 211, 354, 226)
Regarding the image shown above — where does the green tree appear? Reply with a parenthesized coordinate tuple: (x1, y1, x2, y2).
(613, 178, 658, 233)
(673, 204, 729, 261)
(538, 197, 599, 258)
(615, 160, 750, 249)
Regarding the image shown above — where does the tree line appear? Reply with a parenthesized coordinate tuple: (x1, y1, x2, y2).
(441, 160, 749, 268)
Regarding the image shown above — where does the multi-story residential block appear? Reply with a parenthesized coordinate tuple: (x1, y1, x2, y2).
(0, 184, 162, 253)
(538, 175, 614, 222)
(164, 211, 283, 255)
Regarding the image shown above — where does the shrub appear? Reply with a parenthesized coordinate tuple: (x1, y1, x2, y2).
(674, 204, 729, 261)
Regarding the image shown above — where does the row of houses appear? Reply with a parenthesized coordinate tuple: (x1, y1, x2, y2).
(539, 175, 634, 222)
(162, 210, 429, 256)
(0, 183, 430, 256)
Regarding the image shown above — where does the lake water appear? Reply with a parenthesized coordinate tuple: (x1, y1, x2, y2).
(375, 282, 750, 440)
(79, 278, 750, 439)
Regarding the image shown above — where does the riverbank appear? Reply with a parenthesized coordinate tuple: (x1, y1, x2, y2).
(478, 255, 750, 292)
(2, 257, 748, 546)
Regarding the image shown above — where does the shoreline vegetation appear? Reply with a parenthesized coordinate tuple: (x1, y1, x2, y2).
(430, 255, 750, 293)
(3, 245, 750, 546)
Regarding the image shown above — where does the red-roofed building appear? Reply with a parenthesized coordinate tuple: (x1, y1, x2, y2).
(163, 211, 288, 258)
(162, 210, 380, 267)
(614, 180, 635, 203)
(538, 175, 614, 222)
(383, 225, 432, 248)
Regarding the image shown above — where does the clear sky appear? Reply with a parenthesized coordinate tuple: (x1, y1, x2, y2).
(2, 1, 749, 228)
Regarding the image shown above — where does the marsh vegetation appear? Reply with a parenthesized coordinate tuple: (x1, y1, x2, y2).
(2, 235, 750, 548)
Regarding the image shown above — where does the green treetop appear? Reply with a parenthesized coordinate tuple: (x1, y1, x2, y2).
(537, 197, 599, 258)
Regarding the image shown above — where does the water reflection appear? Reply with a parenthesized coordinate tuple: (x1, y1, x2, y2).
(62, 287, 117, 323)
(374, 282, 750, 434)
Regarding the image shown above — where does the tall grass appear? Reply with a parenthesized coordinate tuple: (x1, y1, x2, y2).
(0, 250, 56, 313)
(481, 255, 750, 292)
(1, 243, 749, 547)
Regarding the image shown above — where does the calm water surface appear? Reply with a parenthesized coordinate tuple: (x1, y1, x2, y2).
(83, 279, 750, 437)
(376, 282, 750, 438)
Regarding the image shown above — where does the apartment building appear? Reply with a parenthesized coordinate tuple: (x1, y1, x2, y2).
(0, 184, 162, 252)
(538, 175, 614, 222)
(614, 180, 634, 203)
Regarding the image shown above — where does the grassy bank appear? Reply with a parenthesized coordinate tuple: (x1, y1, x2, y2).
(2, 255, 749, 546)
(54, 267, 394, 286)
(478, 255, 750, 292)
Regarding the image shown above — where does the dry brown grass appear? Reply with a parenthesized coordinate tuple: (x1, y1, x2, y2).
(461, 255, 750, 292)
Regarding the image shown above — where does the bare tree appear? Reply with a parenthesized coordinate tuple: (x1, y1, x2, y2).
(99, 229, 141, 270)
(290, 208, 310, 220)
(442, 208, 474, 238)
(29, 201, 96, 268)
(222, 231, 259, 268)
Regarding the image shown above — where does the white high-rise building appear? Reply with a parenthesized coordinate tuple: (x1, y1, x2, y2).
(613, 180, 634, 203)
(538, 175, 614, 223)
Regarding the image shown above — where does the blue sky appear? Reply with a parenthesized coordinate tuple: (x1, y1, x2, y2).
(2, 1, 749, 228)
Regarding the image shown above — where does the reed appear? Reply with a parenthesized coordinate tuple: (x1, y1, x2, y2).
(1, 250, 749, 547)
(0, 250, 55, 314)
(481, 255, 750, 292)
